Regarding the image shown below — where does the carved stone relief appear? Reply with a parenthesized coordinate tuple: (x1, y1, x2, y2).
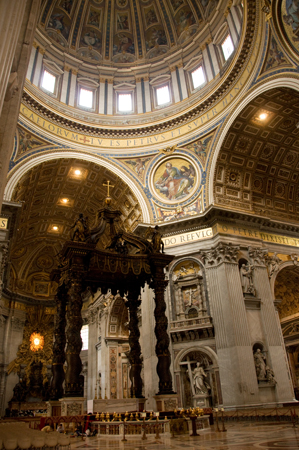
(172, 260, 206, 320)
(67, 402, 82, 416)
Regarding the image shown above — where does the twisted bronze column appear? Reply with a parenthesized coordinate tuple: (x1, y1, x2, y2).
(126, 287, 143, 398)
(50, 281, 67, 400)
(152, 265, 174, 395)
(65, 273, 84, 397)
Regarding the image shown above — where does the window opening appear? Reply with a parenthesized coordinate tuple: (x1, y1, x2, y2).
(118, 93, 132, 112)
(79, 88, 93, 108)
(42, 70, 56, 93)
(221, 34, 234, 61)
(191, 66, 205, 89)
(156, 85, 170, 106)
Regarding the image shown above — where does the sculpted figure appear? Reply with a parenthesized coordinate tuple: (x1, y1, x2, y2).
(266, 366, 276, 384)
(192, 362, 210, 394)
(240, 263, 255, 294)
(254, 348, 267, 380)
(267, 252, 281, 278)
(70, 213, 89, 242)
(145, 225, 164, 253)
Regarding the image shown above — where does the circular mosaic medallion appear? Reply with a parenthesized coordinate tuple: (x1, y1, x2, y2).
(151, 156, 200, 204)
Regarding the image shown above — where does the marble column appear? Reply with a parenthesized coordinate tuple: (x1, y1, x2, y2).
(126, 287, 143, 398)
(65, 273, 84, 397)
(50, 281, 67, 400)
(200, 243, 259, 407)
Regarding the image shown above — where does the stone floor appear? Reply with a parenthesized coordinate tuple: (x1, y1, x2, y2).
(69, 422, 299, 450)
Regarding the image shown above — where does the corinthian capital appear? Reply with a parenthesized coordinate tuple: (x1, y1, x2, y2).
(199, 242, 240, 266)
(248, 247, 268, 266)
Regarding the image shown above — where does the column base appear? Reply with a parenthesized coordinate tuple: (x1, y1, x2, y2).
(154, 394, 178, 412)
(60, 397, 85, 416)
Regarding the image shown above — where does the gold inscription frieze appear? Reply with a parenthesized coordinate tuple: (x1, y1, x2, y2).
(162, 222, 299, 249)
(0, 218, 8, 229)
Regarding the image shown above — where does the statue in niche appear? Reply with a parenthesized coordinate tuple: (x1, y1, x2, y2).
(240, 263, 255, 295)
(192, 362, 210, 394)
(253, 348, 276, 383)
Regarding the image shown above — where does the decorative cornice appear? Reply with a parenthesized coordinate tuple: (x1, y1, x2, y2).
(21, 0, 257, 139)
(136, 204, 299, 239)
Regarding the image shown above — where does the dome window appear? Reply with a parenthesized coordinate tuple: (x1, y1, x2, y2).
(150, 75, 172, 109)
(79, 88, 93, 108)
(118, 93, 133, 112)
(221, 34, 234, 61)
(76, 77, 99, 112)
(191, 66, 206, 90)
(41, 70, 56, 93)
(40, 61, 63, 98)
(156, 85, 170, 106)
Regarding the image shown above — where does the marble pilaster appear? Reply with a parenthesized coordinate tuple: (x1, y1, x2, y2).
(202, 46, 214, 82)
(200, 243, 259, 407)
(177, 66, 188, 100)
(68, 70, 77, 107)
(207, 43, 220, 77)
(60, 67, 70, 104)
(171, 69, 180, 103)
(249, 247, 294, 402)
(230, 5, 242, 35)
(226, 13, 239, 47)
(32, 49, 43, 86)
(136, 81, 143, 114)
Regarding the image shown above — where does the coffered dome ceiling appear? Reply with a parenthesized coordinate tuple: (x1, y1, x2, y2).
(214, 87, 299, 222)
(39, 0, 219, 64)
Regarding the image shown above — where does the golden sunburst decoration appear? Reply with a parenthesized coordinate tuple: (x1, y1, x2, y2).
(30, 332, 44, 352)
